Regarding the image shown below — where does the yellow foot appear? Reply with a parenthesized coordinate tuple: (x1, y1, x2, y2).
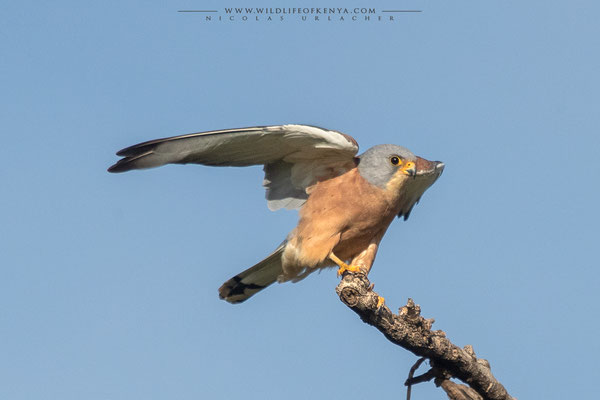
(329, 252, 363, 276)
(377, 296, 385, 308)
(336, 263, 362, 276)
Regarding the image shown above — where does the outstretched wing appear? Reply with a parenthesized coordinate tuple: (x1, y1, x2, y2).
(108, 124, 359, 210)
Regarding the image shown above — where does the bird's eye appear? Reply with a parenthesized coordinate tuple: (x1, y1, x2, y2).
(390, 156, 401, 166)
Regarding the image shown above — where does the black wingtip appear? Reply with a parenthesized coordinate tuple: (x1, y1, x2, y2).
(108, 145, 140, 172)
(107, 159, 133, 173)
(116, 146, 135, 157)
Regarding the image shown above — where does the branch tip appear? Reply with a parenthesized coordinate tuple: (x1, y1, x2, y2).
(335, 273, 514, 400)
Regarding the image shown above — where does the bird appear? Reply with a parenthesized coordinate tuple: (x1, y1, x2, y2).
(108, 124, 444, 304)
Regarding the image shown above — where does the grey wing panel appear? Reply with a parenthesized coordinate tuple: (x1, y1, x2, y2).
(263, 156, 358, 211)
(109, 127, 290, 172)
(108, 124, 358, 173)
(263, 161, 309, 210)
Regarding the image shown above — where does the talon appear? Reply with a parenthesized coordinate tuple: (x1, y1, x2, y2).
(337, 263, 362, 276)
(330, 252, 362, 276)
(377, 296, 385, 308)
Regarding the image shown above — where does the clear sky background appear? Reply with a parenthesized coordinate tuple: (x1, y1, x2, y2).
(2, 1, 599, 399)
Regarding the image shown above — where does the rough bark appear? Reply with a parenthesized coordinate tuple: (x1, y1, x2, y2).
(335, 273, 514, 400)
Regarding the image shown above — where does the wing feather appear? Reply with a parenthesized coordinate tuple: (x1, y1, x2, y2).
(108, 124, 358, 172)
(108, 124, 360, 210)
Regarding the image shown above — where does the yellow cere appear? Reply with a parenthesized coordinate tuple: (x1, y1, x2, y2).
(402, 162, 415, 173)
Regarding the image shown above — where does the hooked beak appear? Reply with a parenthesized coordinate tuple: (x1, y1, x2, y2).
(401, 161, 417, 177)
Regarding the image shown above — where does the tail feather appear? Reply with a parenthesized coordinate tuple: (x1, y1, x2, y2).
(219, 243, 285, 304)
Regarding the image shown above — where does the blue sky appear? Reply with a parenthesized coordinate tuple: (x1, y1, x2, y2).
(1, 1, 599, 399)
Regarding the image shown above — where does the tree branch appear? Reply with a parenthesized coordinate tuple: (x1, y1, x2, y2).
(336, 273, 514, 400)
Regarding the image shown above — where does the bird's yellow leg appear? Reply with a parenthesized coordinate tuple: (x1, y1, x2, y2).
(329, 253, 362, 276)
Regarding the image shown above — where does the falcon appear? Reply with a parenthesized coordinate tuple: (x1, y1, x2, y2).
(108, 125, 444, 304)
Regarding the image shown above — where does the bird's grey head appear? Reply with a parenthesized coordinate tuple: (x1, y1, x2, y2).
(358, 144, 417, 188)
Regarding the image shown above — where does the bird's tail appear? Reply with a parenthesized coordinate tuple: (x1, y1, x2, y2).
(218, 243, 285, 304)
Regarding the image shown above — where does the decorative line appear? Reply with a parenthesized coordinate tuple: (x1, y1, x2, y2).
(177, 9, 422, 14)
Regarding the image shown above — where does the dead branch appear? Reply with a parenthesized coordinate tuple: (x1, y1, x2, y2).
(336, 273, 515, 400)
